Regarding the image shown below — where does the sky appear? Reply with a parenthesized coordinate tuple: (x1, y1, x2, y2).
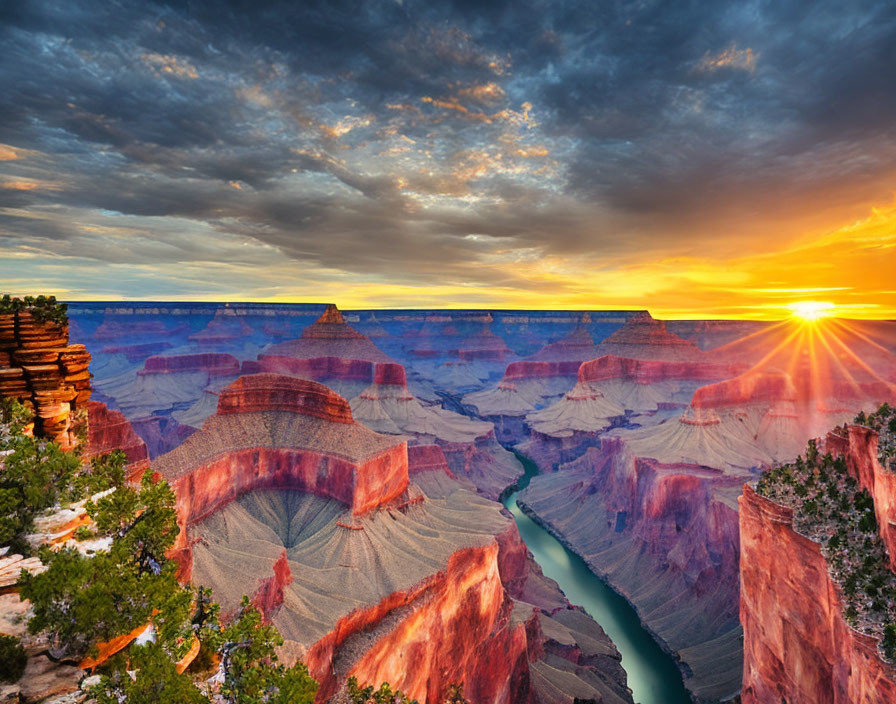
(0, 0, 895, 319)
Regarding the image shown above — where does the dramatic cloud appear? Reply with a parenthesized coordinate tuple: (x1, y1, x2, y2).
(0, 0, 894, 317)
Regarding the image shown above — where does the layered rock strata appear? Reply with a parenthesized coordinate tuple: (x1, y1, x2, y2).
(85, 400, 150, 475)
(154, 374, 409, 569)
(349, 363, 524, 498)
(157, 371, 632, 704)
(258, 304, 396, 398)
(0, 311, 91, 448)
(740, 483, 896, 704)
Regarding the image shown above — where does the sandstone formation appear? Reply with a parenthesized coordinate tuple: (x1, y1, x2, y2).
(188, 309, 254, 345)
(461, 316, 604, 427)
(579, 354, 741, 412)
(85, 400, 150, 475)
(93, 352, 241, 420)
(0, 310, 91, 448)
(740, 482, 896, 704)
(349, 363, 524, 498)
(458, 318, 513, 362)
(154, 374, 409, 550)
(258, 304, 396, 399)
(597, 311, 705, 362)
(156, 371, 632, 704)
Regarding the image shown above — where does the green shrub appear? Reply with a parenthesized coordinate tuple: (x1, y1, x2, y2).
(0, 635, 27, 683)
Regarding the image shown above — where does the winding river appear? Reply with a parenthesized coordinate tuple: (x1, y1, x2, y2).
(503, 452, 692, 704)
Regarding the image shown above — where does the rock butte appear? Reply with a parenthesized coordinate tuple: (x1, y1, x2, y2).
(156, 371, 633, 704)
(188, 310, 254, 345)
(258, 304, 397, 398)
(0, 310, 91, 449)
(463, 312, 709, 434)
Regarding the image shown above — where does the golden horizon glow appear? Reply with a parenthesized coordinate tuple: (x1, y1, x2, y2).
(788, 301, 836, 322)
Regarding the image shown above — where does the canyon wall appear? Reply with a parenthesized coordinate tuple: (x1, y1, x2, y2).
(519, 439, 744, 701)
(86, 400, 150, 475)
(740, 484, 896, 704)
(305, 541, 531, 703)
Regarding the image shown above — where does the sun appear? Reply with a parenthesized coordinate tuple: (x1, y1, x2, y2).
(787, 300, 835, 322)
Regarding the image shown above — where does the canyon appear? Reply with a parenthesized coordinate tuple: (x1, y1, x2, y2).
(52, 302, 896, 703)
(154, 371, 634, 704)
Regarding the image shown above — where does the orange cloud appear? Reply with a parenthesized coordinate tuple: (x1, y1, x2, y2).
(141, 52, 199, 79)
(697, 44, 758, 73)
(1, 181, 38, 190)
(0, 145, 20, 161)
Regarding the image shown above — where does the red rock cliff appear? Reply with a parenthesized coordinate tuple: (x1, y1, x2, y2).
(578, 354, 741, 385)
(155, 374, 409, 577)
(740, 484, 896, 704)
(823, 424, 896, 570)
(306, 541, 531, 704)
(86, 400, 150, 475)
(0, 310, 91, 449)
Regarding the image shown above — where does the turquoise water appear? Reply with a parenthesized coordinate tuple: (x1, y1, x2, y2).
(503, 452, 692, 704)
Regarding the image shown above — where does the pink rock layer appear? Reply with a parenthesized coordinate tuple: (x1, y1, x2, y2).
(139, 353, 241, 377)
(305, 541, 531, 704)
(407, 444, 455, 478)
(578, 354, 741, 385)
(373, 362, 407, 386)
(158, 375, 409, 578)
(691, 370, 797, 409)
(251, 550, 293, 624)
(216, 374, 354, 423)
(86, 400, 150, 475)
(504, 360, 582, 380)
(740, 484, 896, 704)
(258, 356, 389, 383)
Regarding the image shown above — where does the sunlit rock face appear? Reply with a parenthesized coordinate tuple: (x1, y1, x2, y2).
(740, 463, 896, 704)
(86, 400, 149, 476)
(153, 372, 630, 704)
(0, 311, 91, 449)
(154, 374, 410, 549)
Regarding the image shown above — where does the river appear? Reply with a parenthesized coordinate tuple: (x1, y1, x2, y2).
(503, 452, 692, 704)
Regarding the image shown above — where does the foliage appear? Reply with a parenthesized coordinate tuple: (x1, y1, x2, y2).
(19, 468, 186, 660)
(0, 294, 68, 326)
(0, 397, 33, 437)
(91, 642, 207, 704)
(858, 402, 896, 473)
(0, 634, 27, 683)
(0, 415, 81, 553)
(346, 676, 419, 704)
(10, 409, 320, 701)
(756, 413, 896, 665)
(442, 683, 469, 704)
(206, 595, 317, 704)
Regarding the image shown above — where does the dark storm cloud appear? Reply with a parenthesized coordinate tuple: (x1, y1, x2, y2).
(1, 0, 895, 297)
